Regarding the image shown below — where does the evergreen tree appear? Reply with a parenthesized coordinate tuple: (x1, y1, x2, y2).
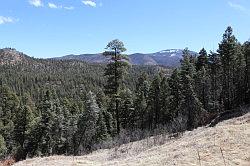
(134, 73, 150, 129)
(147, 74, 161, 129)
(37, 90, 56, 156)
(208, 51, 222, 112)
(168, 69, 182, 117)
(96, 89, 107, 109)
(159, 76, 171, 123)
(0, 85, 19, 154)
(196, 48, 208, 71)
(103, 39, 129, 134)
(21, 93, 37, 116)
(95, 111, 109, 144)
(218, 26, 238, 109)
(61, 98, 77, 155)
(243, 41, 250, 103)
(234, 43, 246, 105)
(102, 108, 115, 137)
(119, 88, 134, 129)
(179, 75, 205, 130)
(179, 49, 206, 130)
(194, 66, 211, 111)
(76, 91, 99, 153)
(13, 103, 35, 160)
(51, 100, 66, 154)
(180, 48, 196, 79)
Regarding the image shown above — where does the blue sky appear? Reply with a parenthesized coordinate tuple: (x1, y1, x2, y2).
(0, 0, 250, 58)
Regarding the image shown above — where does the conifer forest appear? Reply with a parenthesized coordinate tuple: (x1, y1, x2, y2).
(0, 26, 250, 162)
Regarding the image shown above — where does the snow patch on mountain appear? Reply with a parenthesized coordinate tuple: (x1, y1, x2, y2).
(159, 49, 181, 54)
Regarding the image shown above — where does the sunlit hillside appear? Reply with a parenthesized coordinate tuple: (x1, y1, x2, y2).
(14, 112, 250, 166)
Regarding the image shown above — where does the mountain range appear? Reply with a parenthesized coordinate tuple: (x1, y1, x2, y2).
(55, 49, 197, 67)
(0, 48, 196, 67)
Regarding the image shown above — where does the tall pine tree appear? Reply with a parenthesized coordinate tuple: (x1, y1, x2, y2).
(147, 74, 161, 129)
(218, 26, 238, 109)
(243, 41, 250, 103)
(208, 51, 222, 112)
(134, 73, 150, 129)
(103, 39, 129, 134)
(179, 49, 206, 130)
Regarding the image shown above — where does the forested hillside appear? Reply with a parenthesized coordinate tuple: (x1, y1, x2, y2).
(0, 26, 250, 164)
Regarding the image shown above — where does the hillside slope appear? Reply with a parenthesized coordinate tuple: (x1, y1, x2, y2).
(0, 48, 35, 65)
(14, 112, 250, 166)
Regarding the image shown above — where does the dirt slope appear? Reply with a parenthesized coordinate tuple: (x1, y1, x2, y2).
(14, 113, 250, 166)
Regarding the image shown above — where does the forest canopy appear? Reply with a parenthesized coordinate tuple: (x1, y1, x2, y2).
(0, 26, 249, 162)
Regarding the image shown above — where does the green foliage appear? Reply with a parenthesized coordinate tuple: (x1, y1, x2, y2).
(95, 110, 109, 143)
(0, 85, 19, 154)
(159, 76, 171, 123)
(196, 48, 208, 70)
(36, 90, 57, 156)
(134, 73, 150, 129)
(243, 41, 250, 103)
(76, 91, 99, 153)
(218, 26, 241, 109)
(147, 74, 161, 129)
(0, 134, 7, 158)
(207, 51, 222, 112)
(194, 66, 211, 111)
(168, 69, 182, 117)
(119, 88, 134, 129)
(103, 39, 130, 134)
(179, 74, 206, 130)
(0, 26, 249, 161)
(179, 50, 206, 129)
(13, 103, 35, 160)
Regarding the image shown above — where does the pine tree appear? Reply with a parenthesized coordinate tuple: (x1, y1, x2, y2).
(37, 90, 56, 156)
(51, 100, 66, 154)
(96, 89, 107, 109)
(103, 39, 129, 134)
(76, 91, 99, 153)
(61, 98, 77, 155)
(119, 88, 134, 129)
(243, 41, 250, 103)
(147, 74, 161, 129)
(102, 108, 115, 137)
(134, 73, 150, 129)
(208, 51, 222, 112)
(194, 66, 211, 111)
(13, 103, 34, 160)
(179, 49, 206, 130)
(179, 75, 205, 130)
(168, 69, 182, 117)
(159, 76, 171, 123)
(218, 26, 238, 109)
(234, 43, 246, 105)
(95, 111, 109, 144)
(180, 48, 196, 79)
(0, 85, 19, 155)
(196, 48, 208, 71)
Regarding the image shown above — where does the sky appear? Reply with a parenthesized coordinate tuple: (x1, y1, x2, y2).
(0, 0, 250, 58)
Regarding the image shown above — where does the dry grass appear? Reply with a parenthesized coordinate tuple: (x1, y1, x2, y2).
(14, 113, 250, 166)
